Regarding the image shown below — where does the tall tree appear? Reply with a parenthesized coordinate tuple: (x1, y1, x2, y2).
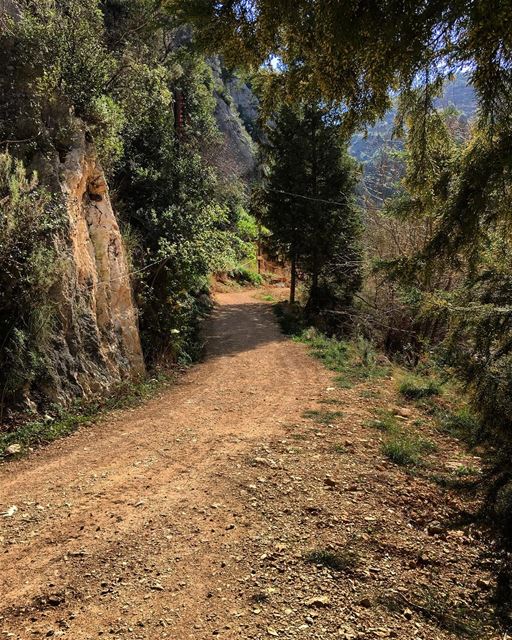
(262, 103, 361, 313)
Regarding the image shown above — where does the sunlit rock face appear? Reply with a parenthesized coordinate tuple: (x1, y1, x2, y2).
(209, 56, 258, 183)
(40, 132, 145, 403)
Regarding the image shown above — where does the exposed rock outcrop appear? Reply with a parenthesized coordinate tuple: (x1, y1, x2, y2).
(40, 132, 145, 403)
(210, 57, 257, 182)
(226, 76, 261, 142)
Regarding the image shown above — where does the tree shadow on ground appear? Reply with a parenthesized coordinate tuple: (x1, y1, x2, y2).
(204, 302, 285, 360)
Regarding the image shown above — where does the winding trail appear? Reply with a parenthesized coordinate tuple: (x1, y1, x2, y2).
(0, 290, 331, 639)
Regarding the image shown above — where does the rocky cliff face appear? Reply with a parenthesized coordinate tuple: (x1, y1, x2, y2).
(210, 57, 257, 182)
(40, 133, 145, 404)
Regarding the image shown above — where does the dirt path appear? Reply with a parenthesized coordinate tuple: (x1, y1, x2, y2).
(0, 290, 502, 639)
(0, 290, 331, 639)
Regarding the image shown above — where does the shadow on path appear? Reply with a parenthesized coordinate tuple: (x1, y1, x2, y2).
(205, 301, 284, 359)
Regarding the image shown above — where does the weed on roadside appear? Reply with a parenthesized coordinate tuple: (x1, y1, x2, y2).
(305, 547, 359, 572)
(301, 330, 390, 384)
(274, 303, 306, 336)
(437, 406, 481, 446)
(365, 409, 399, 433)
(275, 307, 390, 385)
(382, 432, 437, 467)
(399, 374, 441, 400)
(332, 444, 348, 454)
(251, 592, 270, 604)
(379, 589, 482, 637)
(359, 389, 380, 399)
(0, 374, 173, 459)
(454, 464, 480, 477)
(302, 409, 344, 424)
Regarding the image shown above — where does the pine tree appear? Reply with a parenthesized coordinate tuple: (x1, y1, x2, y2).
(262, 103, 361, 314)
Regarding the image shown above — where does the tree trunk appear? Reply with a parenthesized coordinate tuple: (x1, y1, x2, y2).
(257, 223, 262, 274)
(308, 268, 320, 312)
(310, 108, 320, 311)
(290, 252, 297, 304)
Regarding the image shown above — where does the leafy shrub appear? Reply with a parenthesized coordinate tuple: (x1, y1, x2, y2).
(0, 153, 63, 405)
(274, 302, 307, 336)
(88, 95, 126, 173)
(229, 267, 263, 286)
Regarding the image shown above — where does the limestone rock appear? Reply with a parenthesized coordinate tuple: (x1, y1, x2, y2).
(5, 444, 21, 455)
(39, 130, 145, 403)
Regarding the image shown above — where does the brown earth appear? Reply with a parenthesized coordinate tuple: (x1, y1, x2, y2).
(0, 290, 504, 639)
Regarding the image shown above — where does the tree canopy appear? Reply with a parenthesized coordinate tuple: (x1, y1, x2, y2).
(175, 0, 512, 128)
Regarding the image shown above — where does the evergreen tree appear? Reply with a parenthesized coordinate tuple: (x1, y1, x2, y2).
(262, 103, 361, 315)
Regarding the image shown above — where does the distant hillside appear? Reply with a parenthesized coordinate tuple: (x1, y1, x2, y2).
(351, 74, 477, 207)
(436, 73, 478, 119)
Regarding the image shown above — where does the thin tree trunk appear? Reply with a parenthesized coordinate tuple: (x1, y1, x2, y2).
(290, 252, 297, 304)
(257, 223, 262, 275)
(310, 108, 320, 310)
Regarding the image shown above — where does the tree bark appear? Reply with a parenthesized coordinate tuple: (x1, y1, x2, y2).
(310, 109, 320, 310)
(290, 252, 297, 304)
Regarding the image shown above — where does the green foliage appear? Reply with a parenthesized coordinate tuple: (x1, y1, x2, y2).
(261, 102, 362, 314)
(0, 0, 261, 402)
(332, 444, 348, 454)
(274, 302, 307, 337)
(382, 432, 436, 467)
(302, 409, 344, 425)
(366, 409, 399, 433)
(437, 407, 481, 446)
(275, 304, 390, 384)
(228, 267, 263, 286)
(364, 405, 438, 467)
(454, 464, 479, 477)
(0, 0, 117, 149)
(368, 83, 512, 459)
(88, 95, 126, 171)
(437, 244, 512, 441)
(107, 37, 256, 362)
(365, 406, 437, 467)
(297, 329, 350, 373)
(179, 3, 512, 462)
(180, 1, 511, 140)
(399, 375, 442, 400)
(0, 153, 63, 404)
